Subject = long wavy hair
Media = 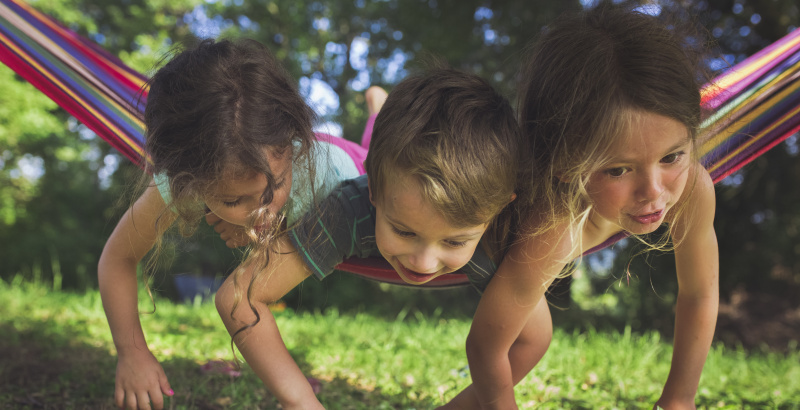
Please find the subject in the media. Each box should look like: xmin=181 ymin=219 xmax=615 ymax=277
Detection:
xmin=139 ymin=38 xmax=316 ymax=315
xmin=516 ymin=3 xmax=711 ymax=265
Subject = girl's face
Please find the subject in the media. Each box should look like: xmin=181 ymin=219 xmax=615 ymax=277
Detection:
xmin=371 ymin=173 xmax=490 ymax=286
xmin=204 ymin=148 xmax=293 ymax=227
xmin=586 ymin=111 xmax=692 ymax=236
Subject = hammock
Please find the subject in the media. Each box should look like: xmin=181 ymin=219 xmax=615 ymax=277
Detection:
xmin=3 ymin=0 xmax=800 ymax=288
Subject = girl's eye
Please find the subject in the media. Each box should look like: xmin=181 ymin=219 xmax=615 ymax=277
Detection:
xmin=445 ymin=240 xmax=468 ymax=248
xmin=391 ymin=225 xmax=415 ymax=238
xmin=222 ymin=199 xmax=241 ymax=208
xmin=661 ymin=151 xmax=684 ymax=164
xmin=605 ymin=167 xmax=628 ymax=177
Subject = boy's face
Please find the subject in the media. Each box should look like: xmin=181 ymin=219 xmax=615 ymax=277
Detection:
xmin=370 ymin=173 xmax=489 ymax=286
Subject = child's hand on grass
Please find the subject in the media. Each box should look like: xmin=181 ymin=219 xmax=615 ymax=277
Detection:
xmin=115 ymin=348 xmax=173 ymax=410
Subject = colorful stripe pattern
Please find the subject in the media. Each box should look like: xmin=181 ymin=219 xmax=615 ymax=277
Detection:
xmin=0 ymin=0 xmax=148 ymax=167
xmin=1 ymin=0 xmax=799 ymax=287
xmin=700 ymin=28 xmax=800 ymax=183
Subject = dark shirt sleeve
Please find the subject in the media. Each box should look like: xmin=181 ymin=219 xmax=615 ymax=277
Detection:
xmin=288 ymin=175 xmax=377 ymax=280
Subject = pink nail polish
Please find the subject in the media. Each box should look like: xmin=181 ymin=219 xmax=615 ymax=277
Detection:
xmin=168 ymin=389 xmax=174 ymax=396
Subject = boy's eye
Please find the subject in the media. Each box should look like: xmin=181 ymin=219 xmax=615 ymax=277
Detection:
xmin=661 ymin=151 xmax=684 ymax=164
xmin=445 ymin=240 xmax=468 ymax=248
xmin=605 ymin=167 xmax=628 ymax=177
xmin=391 ymin=225 xmax=415 ymax=238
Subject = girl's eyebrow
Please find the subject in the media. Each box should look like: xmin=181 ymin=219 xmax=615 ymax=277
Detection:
xmin=608 ymin=135 xmax=692 ymax=164
xmin=665 ymin=136 xmax=692 ymax=154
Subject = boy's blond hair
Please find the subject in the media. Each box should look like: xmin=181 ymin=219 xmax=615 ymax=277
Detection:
xmin=364 ymin=67 xmax=520 ymax=232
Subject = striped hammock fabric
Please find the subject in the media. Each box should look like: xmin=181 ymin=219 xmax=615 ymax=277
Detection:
xmin=0 ymin=0 xmax=148 ymax=167
xmin=2 ymin=0 xmax=799 ymax=288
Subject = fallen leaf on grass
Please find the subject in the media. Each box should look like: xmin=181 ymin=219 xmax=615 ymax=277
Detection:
xmin=200 ymin=360 xmax=242 ymax=377
xmin=308 ymin=376 xmax=322 ymax=394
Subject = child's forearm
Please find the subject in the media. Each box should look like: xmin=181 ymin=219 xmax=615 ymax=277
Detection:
xmin=98 ymin=255 xmax=149 ymax=354
xmin=465 ymin=336 xmax=519 ymax=409
xmin=215 ymin=276 xmax=322 ymax=409
xmin=658 ymin=293 xmax=719 ymax=406
xmin=462 ymin=298 xmax=551 ymax=409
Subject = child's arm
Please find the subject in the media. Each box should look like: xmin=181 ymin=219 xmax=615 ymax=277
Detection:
xmin=461 ymin=225 xmax=572 ymax=409
xmin=98 ymin=184 xmax=176 ymax=410
xmin=440 ymin=297 xmax=552 ymax=409
xmin=214 ymin=240 xmax=324 ymax=410
xmin=656 ymin=168 xmax=719 ymax=409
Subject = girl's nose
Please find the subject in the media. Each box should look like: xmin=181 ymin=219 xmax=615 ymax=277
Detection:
xmin=637 ymin=172 xmax=664 ymax=202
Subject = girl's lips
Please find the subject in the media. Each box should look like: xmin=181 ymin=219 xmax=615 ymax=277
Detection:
xmin=630 ymin=209 xmax=663 ymax=225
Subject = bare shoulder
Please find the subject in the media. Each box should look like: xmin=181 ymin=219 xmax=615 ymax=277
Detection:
xmin=672 ymin=162 xmax=716 ymax=243
xmin=499 ymin=217 xmax=576 ymax=286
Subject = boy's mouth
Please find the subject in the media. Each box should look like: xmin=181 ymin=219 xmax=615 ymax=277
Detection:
xmin=395 ymin=260 xmax=438 ymax=284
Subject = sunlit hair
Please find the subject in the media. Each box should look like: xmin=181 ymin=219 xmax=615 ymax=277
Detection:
xmin=137 ymin=38 xmax=316 ymax=326
xmin=517 ymin=3 xmax=709 ymax=261
xmin=364 ymin=66 xmax=520 ymax=247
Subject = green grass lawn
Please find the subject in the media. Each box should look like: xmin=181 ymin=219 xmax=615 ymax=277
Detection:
xmin=2 ymin=277 xmax=799 ymax=409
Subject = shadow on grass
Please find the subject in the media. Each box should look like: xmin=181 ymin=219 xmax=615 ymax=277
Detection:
xmin=0 ymin=322 xmax=439 ymax=409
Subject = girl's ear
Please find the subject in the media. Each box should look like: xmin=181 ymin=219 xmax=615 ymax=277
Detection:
xmin=509 ymin=192 xmax=517 ymax=203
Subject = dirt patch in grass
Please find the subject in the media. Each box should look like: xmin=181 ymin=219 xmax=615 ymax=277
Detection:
xmin=716 ymin=284 xmax=800 ymax=352
xmin=0 ymin=329 xmax=117 ymax=409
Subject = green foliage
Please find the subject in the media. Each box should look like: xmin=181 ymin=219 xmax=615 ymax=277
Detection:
xmin=2 ymin=0 xmax=800 ymax=321
xmin=2 ymin=279 xmax=799 ymax=408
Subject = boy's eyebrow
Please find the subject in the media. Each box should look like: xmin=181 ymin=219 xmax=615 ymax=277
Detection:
xmin=385 ymin=214 xmax=412 ymax=230
xmin=447 ymin=230 xmax=485 ymax=240
xmin=385 ymin=214 xmax=485 ymax=239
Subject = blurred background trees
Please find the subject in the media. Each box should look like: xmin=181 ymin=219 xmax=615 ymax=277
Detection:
xmin=1 ymin=0 xmax=799 ymax=336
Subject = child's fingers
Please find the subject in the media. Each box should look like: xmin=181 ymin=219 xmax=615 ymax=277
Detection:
xmin=124 ymin=391 xmax=139 ymax=410
xmin=114 ymin=384 xmax=125 ymax=409
xmin=148 ymin=386 xmax=165 ymax=410
xmin=159 ymin=374 xmax=174 ymax=398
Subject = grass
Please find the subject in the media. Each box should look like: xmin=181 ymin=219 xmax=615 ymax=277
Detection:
xmin=1 ymin=277 xmax=799 ymax=409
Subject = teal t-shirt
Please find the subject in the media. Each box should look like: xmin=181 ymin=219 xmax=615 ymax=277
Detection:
xmin=153 ymin=137 xmax=361 ymax=224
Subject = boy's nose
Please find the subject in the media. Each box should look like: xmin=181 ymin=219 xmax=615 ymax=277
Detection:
xmin=407 ymin=247 xmax=440 ymax=274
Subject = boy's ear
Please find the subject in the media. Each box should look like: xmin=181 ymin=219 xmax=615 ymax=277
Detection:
xmin=367 ymin=177 xmax=376 ymax=206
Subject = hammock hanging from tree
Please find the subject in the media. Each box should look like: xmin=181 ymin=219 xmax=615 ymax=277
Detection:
xmin=2 ymin=0 xmax=800 ymax=288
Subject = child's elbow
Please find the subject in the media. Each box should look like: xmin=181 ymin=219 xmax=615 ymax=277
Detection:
xmin=465 ymin=328 xmax=490 ymax=361
xmin=214 ymin=279 xmax=235 ymax=320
